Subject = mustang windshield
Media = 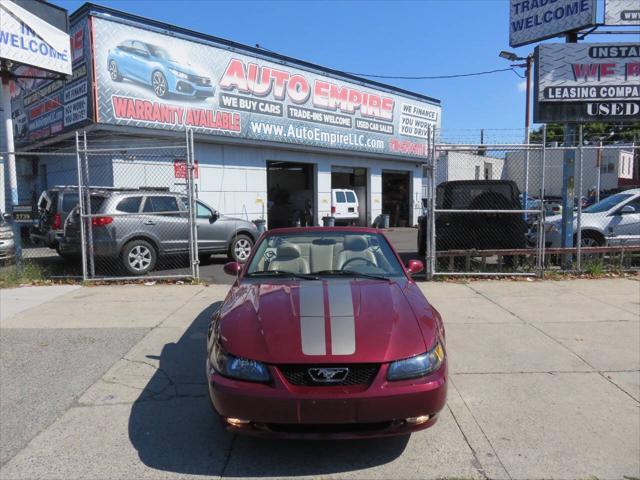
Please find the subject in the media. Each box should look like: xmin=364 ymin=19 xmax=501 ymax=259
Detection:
xmin=246 ymin=232 xmax=404 ymax=278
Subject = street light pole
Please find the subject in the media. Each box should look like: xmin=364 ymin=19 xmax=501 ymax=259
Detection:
xmin=499 ymin=50 xmax=534 ymax=220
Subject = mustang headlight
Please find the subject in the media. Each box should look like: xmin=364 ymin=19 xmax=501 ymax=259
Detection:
xmin=210 ymin=341 xmax=270 ymax=383
xmin=387 ymin=340 xmax=444 ymax=381
xmin=169 ymin=68 xmax=189 ymax=80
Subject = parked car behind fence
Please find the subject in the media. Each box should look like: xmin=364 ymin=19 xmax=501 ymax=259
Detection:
xmin=30 ymin=187 xmax=84 ymax=255
xmin=60 ymin=189 xmax=258 ymax=275
xmin=0 ymin=212 xmax=16 ymax=265
xmin=418 ymin=180 xmax=528 ymax=256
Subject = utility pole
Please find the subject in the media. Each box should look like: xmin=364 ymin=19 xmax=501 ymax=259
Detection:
xmin=0 ymin=66 xmax=22 ymax=264
xmin=560 ymin=31 xmax=578 ymax=270
xmin=523 ymin=53 xmax=533 ymax=221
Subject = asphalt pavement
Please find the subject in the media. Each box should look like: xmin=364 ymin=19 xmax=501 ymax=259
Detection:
xmin=0 ymin=277 xmax=638 ymax=479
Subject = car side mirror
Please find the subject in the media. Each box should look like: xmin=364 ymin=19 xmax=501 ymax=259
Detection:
xmin=223 ymin=261 xmax=242 ymax=276
xmin=407 ymin=259 xmax=424 ymax=275
xmin=620 ymin=205 xmax=636 ymax=214
xmin=210 ymin=211 xmax=220 ymax=224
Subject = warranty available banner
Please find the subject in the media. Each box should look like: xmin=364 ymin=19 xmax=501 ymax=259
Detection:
xmin=92 ymin=17 xmax=441 ymax=158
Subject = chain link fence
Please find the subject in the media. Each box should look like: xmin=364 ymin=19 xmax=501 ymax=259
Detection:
xmin=1 ymin=131 xmax=200 ymax=281
xmin=73 ymin=131 xmax=199 ymax=280
xmin=2 ymin=125 xmax=638 ymax=282
xmin=423 ymin=129 xmax=640 ymax=278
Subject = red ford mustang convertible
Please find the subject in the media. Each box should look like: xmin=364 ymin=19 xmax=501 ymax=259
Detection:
xmin=206 ymin=227 xmax=447 ymax=439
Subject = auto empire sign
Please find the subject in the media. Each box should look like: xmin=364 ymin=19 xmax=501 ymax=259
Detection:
xmin=92 ymin=16 xmax=440 ymax=159
xmin=534 ymin=43 xmax=640 ymax=123
xmin=509 ymin=0 xmax=597 ymax=48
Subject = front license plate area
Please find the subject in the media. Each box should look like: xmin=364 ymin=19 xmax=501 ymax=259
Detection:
xmin=300 ymin=398 xmax=356 ymax=423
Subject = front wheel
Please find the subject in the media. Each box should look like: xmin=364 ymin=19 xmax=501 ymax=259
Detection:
xmin=228 ymin=234 xmax=253 ymax=263
xmin=108 ymin=60 xmax=122 ymax=81
xmin=152 ymin=71 xmax=169 ymax=98
xmin=579 ymin=232 xmax=604 ymax=247
xmin=122 ymin=240 xmax=157 ymax=275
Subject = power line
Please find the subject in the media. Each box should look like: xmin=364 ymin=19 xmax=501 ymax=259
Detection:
xmin=342 ymin=67 xmax=523 ymax=80
xmin=253 ymin=44 xmax=527 ymax=81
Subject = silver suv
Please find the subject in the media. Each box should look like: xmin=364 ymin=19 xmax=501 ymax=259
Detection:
xmin=60 ymin=190 xmax=258 ymax=275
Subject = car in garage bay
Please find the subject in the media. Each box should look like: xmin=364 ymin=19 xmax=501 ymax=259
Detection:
xmin=207 ymin=227 xmax=447 ymax=438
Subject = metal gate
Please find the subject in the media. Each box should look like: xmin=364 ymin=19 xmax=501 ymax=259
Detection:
xmin=75 ymin=130 xmax=199 ymax=281
xmin=424 ymin=141 xmax=546 ymax=279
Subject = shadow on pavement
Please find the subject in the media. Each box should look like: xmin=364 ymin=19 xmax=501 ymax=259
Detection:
xmin=128 ymin=303 xmax=409 ymax=477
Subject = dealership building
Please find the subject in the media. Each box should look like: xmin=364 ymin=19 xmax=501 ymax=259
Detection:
xmin=5 ymin=3 xmax=441 ymax=228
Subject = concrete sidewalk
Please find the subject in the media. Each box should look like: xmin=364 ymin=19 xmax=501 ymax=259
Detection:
xmin=0 ymin=278 xmax=638 ymax=479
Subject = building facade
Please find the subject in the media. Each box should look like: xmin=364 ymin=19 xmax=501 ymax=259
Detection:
xmin=5 ymin=3 xmax=441 ymax=228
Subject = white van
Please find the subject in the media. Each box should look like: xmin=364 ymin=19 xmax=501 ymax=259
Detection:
xmin=331 ymin=189 xmax=359 ymax=222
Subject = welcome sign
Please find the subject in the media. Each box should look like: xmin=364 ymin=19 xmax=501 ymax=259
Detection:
xmin=509 ymin=0 xmax=597 ymax=48
xmin=0 ymin=0 xmax=71 ymax=75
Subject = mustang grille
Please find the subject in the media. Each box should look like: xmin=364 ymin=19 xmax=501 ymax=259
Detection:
xmin=278 ymin=364 xmax=379 ymax=386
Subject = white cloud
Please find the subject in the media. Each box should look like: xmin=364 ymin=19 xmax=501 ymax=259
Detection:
xmin=517 ymin=80 xmax=527 ymax=92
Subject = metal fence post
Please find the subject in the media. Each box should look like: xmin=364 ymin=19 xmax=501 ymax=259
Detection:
xmin=538 ymin=125 xmax=547 ymax=278
xmin=424 ymin=125 xmax=432 ymax=280
xmin=75 ymin=132 xmax=88 ymax=281
xmin=82 ymin=131 xmax=95 ymax=278
xmin=186 ymin=129 xmax=199 ymax=280
xmin=428 ymin=127 xmax=437 ymax=280
xmin=576 ymin=125 xmax=583 ymax=272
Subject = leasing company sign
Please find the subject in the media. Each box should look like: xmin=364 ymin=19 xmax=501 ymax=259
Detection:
xmin=509 ymin=0 xmax=596 ymax=48
xmin=92 ymin=17 xmax=440 ymax=159
xmin=0 ymin=0 xmax=71 ymax=75
xmin=534 ymin=43 xmax=640 ymax=122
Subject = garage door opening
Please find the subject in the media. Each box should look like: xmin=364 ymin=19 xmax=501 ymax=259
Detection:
xmin=331 ymin=167 xmax=367 ymax=226
xmin=267 ymin=161 xmax=315 ymax=228
xmin=382 ymin=171 xmax=411 ymax=227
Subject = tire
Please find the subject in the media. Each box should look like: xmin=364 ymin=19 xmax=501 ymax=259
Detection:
xmin=579 ymin=231 xmax=604 ymax=247
xmin=152 ymin=71 xmax=169 ymax=98
xmin=108 ymin=60 xmax=122 ymax=81
xmin=121 ymin=240 xmax=157 ymax=275
xmin=228 ymin=234 xmax=253 ymax=263
xmin=198 ymin=253 xmax=213 ymax=265
xmin=55 ymin=244 xmax=78 ymax=261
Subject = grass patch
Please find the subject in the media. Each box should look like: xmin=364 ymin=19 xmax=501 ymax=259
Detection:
xmin=0 ymin=261 xmax=47 ymax=288
xmin=584 ymin=261 xmax=605 ymax=276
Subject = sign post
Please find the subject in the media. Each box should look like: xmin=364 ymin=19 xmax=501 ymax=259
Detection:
xmin=0 ymin=71 xmax=21 ymax=263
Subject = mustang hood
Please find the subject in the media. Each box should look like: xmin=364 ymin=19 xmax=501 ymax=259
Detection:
xmin=218 ymin=279 xmax=432 ymax=364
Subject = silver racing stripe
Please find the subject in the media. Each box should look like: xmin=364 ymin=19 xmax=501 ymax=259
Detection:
xmin=298 ymin=281 xmax=326 ymax=355
xmin=327 ymin=282 xmax=356 ymax=355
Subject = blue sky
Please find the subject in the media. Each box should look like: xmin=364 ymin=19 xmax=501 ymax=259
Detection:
xmin=53 ymin=0 xmax=637 ymax=142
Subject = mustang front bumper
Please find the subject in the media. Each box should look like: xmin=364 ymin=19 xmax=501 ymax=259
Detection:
xmin=208 ymin=360 xmax=447 ymax=439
